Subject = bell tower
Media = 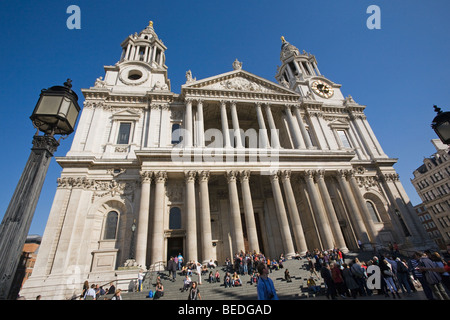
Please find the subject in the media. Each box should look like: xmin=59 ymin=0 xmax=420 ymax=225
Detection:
xmin=98 ymin=21 xmax=171 ymax=92
xmin=275 ymin=36 xmax=343 ymax=102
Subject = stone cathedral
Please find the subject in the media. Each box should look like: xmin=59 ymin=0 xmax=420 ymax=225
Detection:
xmin=21 ymin=22 xmax=430 ymax=299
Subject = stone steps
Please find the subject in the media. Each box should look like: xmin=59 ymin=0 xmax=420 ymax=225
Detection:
xmin=122 ymin=258 xmax=326 ymax=300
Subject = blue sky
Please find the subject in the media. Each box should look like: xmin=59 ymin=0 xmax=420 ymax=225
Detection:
xmin=0 ymin=0 xmax=449 ymax=236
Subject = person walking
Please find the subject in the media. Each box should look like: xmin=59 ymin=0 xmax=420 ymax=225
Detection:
xmin=168 ymin=257 xmax=177 ymax=281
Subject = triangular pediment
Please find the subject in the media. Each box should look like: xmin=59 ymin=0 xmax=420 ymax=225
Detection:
xmin=111 ymin=109 xmax=141 ymax=120
xmin=182 ymin=69 xmax=299 ymax=97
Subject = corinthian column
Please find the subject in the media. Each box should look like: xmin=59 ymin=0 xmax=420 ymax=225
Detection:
xmin=304 ymin=170 xmax=334 ymax=250
xmin=347 ymin=170 xmax=378 ymax=243
xmin=315 ymin=170 xmax=348 ymax=252
xmin=285 ymin=105 xmax=304 ymax=149
xmin=255 ymin=103 xmax=270 ymax=148
xmin=199 ymin=171 xmax=213 ymax=263
xmin=270 ymin=171 xmax=295 ymax=258
xmin=185 ymin=170 xmax=198 ymax=262
xmin=239 ymin=170 xmax=260 ymax=253
xmin=335 ymin=170 xmax=370 ymax=245
xmin=185 ymin=98 xmax=193 ymax=147
xmin=196 ymin=99 xmax=205 ymax=147
xmin=265 ymin=104 xmax=280 ymax=148
xmin=151 ymin=171 xmax=167 ymax=270
xmin=280 ymin=170 xmax=308 ymax=254
xmin=135 ymin=171 xmax=152 ymax=268
xmin=230 ymin=100 xmax=243 ymax=148
xmin=226 ymin=170 xmax=245 ymax=253
xmin=220 ymin=101 xmax=231 ymax=148
xmin=293 ymin=105 xmax=312 ymax=149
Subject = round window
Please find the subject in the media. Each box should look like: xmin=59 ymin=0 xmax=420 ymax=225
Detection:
xmin=128 ymin=70 xmax=143 ymax=81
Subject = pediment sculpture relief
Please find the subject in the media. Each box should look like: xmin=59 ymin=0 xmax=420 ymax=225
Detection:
xmin=203 ymin=76 xmax=278 ymax=93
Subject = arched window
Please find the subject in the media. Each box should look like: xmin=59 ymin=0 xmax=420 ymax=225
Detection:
xmin=366 ymin=201 xmax=381 ymax=223
xmin=104 ymin=211 xmax=119 ymax=239
xmin=169 ymin=207 xmax=181 ymax=229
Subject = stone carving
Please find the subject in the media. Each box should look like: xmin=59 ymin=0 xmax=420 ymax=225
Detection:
xmin=232 ymin=59 xmax=243 ymax=70
xmin=204 ymin=76 xmax=277 ymax=93
xmin=185 ymin=70 xmax=196 ymax=83
xmin=94 ymin=76 xmax=106 ymax=88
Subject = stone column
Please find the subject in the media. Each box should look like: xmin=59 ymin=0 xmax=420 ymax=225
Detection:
xmin=184 ymin=98 xmax=193 ymax=147
xmin=280 ymin=170 xmax=308 ymax=254
xmin=335 ymin=170 xmax=370 ymax=245
xmin=135 ymin=171 xmax=152 ymax=268
xmin=255 ymin=103 xmax=270 ymax=148
xmin=285 ymin=105 xmax=304 ymax=149
xmin=226 ymin=170 xmax=245 ymax=253
xmin=265 ymin=104 xmax=280 ymax=148
xmin=315 ymin=170 xmax=348 ymax=252
xmin=196 ymin=99 xmax=205 ymax=147
xmin=293 ymin=105 xmax=312 ymax=149
xmin=220 ymin=101 xmax=231 ymax=148
xmin=151 ymin=171 xmax=167 ymax=270
xmin=347 ymin=170 xmax=378 ymax=243
xmin=198 ymin=171 xmax=213 ymax=263
xmin=269 ymin=171 xmax=295 ymax=258
xmin=239 ymin=170 xmax=260 ymax=253
xmin=304 ymin=170 xmax=335 ymax=250
xmin=185 ymin=170 xmax=198 ymax=262
xmin=230 ymin=100 xmax=243 ymax=148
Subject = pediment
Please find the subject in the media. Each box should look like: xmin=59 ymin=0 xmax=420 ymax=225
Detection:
xmin=182 ymin=69 xmax=299 ymax=97
xmin=111 ymin=109 xmax=141 ymax=120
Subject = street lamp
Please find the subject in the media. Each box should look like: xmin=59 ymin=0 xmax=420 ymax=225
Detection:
xmin=0 ymin=79 xmax=80 ymax=300
xmin=431 ymin=105 xmax=450 ymax=145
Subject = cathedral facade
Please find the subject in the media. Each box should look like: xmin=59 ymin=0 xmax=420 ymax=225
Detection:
xmin=21 ymin=22 xmax=429 ymax=299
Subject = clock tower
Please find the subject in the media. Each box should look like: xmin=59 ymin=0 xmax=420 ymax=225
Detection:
xmin=275 ymin=37 xmax=344 ymax=102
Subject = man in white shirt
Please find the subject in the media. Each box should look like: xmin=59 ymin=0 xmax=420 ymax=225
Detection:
xmin=84 ymin=284 xmax=96 ymax=300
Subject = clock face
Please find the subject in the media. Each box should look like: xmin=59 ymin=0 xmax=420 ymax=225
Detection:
xmin=311 ymin=80 xmax=334 ymax=98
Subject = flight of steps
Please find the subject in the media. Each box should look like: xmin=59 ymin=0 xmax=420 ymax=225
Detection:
xmin=122 ymin=258 xmax=326 ymax=300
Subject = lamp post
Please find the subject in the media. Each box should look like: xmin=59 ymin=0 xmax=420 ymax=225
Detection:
xmin=0 ymin=79 xmax=80 ymax=300
xmin=431 ymin=105 xmax=450 ymax=145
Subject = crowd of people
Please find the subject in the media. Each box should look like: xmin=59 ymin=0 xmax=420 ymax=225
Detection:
xmin=305 ymin=246 xmax=450 ymax=300
xmin=77 ymin=244 xmax=450 ymax=301
xmin=79 ymin=281 xmax=122 ymax=300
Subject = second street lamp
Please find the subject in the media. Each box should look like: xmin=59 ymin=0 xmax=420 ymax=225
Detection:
xmin=0 ymin=79 xmax=80 ymax=300
xmin=431 ymin=105 xmax=450 ymax=145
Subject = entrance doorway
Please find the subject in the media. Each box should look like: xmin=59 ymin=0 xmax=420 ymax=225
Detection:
xmin=167 ymin=237 xmax=183 ymax=262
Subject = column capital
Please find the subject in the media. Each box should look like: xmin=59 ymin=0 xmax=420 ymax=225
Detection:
xmin=225 ymin=170 xmax=238 ymax=183
xmin=198 ymin=170 xmax=210 ymax=182
xmin=154 ymin=171 xmax=167 ymax=183
xmin=185 ymin=97 xmax=194 ymax=104
xmin=269 ymin=170 xmax=280 ymax=182
xmin=280 ymin=169 xmax=292 ymax=181
xmin=184 ymin=170 xmax=197 ymax=183
xmin=336 ymin=169 xmax=349 ymax=180
xmin=239 ymin=170 xmax=251 ymax=182
xmin=304 ymin=170 xmax=315 ymax=180
xmin=196 ymin=98 xmax=204 ymax=104
xmin=315 ymin=169 xmax=326 ymax=180
xmin=140 ymin=170 xmax=153 ymax=183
